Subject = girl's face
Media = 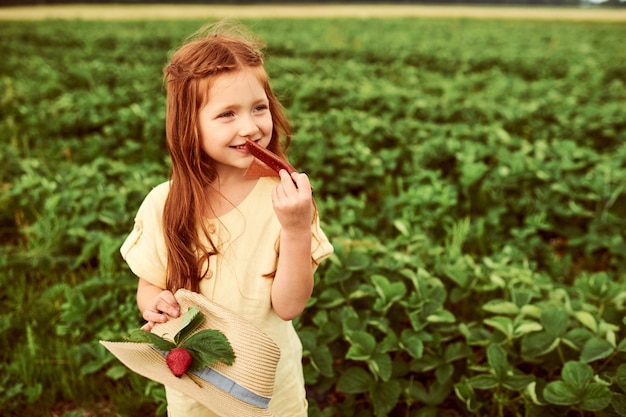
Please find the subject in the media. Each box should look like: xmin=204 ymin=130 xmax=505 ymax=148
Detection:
xmin=197 ymin=67 xmax=273 ymax=179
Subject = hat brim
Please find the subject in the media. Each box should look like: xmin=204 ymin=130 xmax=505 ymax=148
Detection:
xmin=100 ymin=289 xmax=279 ymax=417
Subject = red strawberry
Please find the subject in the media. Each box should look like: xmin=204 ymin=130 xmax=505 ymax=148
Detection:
xmin=166 ymin=347 xmax=193 ymax=377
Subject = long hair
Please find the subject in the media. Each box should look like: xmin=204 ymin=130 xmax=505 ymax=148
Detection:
xmin=162 ymin=22 xmax=292 ymax=293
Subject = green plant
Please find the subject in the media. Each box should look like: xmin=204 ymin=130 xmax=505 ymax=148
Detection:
xmin=1 ymin=17 xmax=624 ymax=417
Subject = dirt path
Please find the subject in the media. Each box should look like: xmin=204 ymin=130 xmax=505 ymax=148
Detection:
xmin=1 ymin=4 xmax=625 ymax=21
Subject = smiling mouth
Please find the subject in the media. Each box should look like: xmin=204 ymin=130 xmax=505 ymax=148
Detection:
xmin=231 ymin=139 xmax=261 ymax=150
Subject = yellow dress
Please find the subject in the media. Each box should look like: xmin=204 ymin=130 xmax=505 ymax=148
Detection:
xmin=120 ymin=177 xmax=334 ymax=417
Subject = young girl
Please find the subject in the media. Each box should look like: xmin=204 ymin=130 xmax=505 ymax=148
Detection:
xmin=120 ymin=21 xmax=333 ymax=416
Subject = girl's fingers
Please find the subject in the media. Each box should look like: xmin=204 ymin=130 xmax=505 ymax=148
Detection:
xmin=278 ymin=169 xmax=296 ymax=193
xmin=142 ymin=309 xmax=166 ymax=325
xmin=278 ymin=170 xmax=311 ymax=196
xmin=141 ymin=321 xmax=155 ymax=332
xmin=141 ymin=291 xmax=181 ymax=330
xmin=291 ymin=171 xmax=311 ymax=193
xmin=154 ymin=291 xmax=180 ymax=318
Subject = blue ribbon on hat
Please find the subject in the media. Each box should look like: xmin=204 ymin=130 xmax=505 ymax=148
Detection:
xmin=192 ymin=366 xmax=271 ymax=408
xmin=154 ymin=347 xmax=270 ymax=409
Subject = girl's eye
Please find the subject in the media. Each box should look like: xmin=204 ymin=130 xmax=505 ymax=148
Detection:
xmin=255 ymin=104 xmax=269 ymax=112
xmin=218 ymin=111 xmax=235 ymax=118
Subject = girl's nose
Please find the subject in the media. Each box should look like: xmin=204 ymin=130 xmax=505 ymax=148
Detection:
xmin=238 ymin=115 xmax=260 ymax=137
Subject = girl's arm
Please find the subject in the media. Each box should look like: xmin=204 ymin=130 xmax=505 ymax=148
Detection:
xmin=136 ymin=278 xmax=180 ymax=331
xmin=270 ymin=170 xmax=315 ymax=321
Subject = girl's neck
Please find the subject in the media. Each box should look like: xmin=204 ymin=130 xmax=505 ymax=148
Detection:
xmin=205 ymin=176 xmax=259 ymax=219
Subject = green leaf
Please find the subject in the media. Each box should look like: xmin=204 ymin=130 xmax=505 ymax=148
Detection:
xmin=482 ymin=300 xmax=519 ymax=315
xmin=426 ymin=309 xmax=456 ymax=323
xmin=484 ymin=316 xmax=513 ymax=337
xmin=574 ymin=311 xmax=598 ymax=334
xmin=410 ymin=354 xmax=442 ymax=373
xmin=346 ymin=331 xmax=376 ymax=361
xmin=580 ymin=337 xmax=614 ymax=363
xmin=544 ymin=362 xmax=600 ymax=408
xmin=311 ymin=310 xmax=328 ymax=327
xmin=580 ymin=382 xmax=612 ymax=411
xmin=323 ymin=263 xmax=352 ymax=285
xmin=367 ymin=351 xmax=392 ymax=381
xmin=378 ymin=331 xmax=399 ymax=353
xmin=611 ymin=393 xmax=626 ymax=415
xmin=541 ymin=307 xmax=569 ymax=338
xmin=487 ymin=344 xmax=510 ymax=379
xmin=617 ymin=364 xmax=626 ymax=393
xmin=343 ymin=316 xmax=365 ymax=334
xmin=336 ymin=367 xmax=372 ymax=394
xmin=409 ymin=380 xmax=452 ymax=406
xmin=511 ymin=289 xmax=534 ymax=308
xmin=368 ymin=317 xmax=391 ymax=334
xmin=454 ymin=379 xmax=474 ymax=403
xmin=435 ymin=363 xmax=454 ymax=385
xmin=414 ymin=406 xmax=439 ymax=417
xmin=298 ymin=327 xmax=317 ymax=352
xmin=469 ymin=374 xmax=499 ymax=390
xmin=393 ymin=220 xmax=410 ymax=237
xmin=370 ymin=379 xmax=401 ymax=417
xmin=175 ymin=305 xmax=204 ymax=346
xmin=345 ymin=249 xmax=371 ymax=271
xmin=105 ymin=364 xmax=128 ymax=380
xmin=444 ymin=342 xmax=472 ymax=363
xmin=454 ymin=379 xmax=482 ymax=412
xmin=401 ymin=329 xmax=424 ymax=359
xmin=371 ymin=274 xmax=406 ymax=301
xmin=126 ymin=329 xmax=176 ymax=351
xmin=318 ymin=321 xmax=342 ymax=344
xmin=521 ymin=331 xmax=559 ymax=358
xmin=562 ymin=327 xmax=594 ymax=350
xmin=502 ymin=374 xmax=535 ymax=391
xmin=311 ymin=345 xmax=334 ymax=378
xmin=526 ymin=381 xmax=544 ymax=406
xmin=543 ymin=381 xmax=579 ymax=406
xmin=561 ymin=361 xmax=593 ymax=394
xmin=318 ymin=288 xmax=346 ymax=308
xmin=349 ymin=284 xmax=377 ymax=300
xmin=80 ymin=359 xmax=103 ymax=376
xmin=513 ymin=320 xmax=543 ymax=338
xmin=183 ymin=329 xmax=235 ymax=370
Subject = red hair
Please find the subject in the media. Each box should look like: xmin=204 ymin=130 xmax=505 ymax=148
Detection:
xmin=162 ymin=22 xmax=292 ymax=293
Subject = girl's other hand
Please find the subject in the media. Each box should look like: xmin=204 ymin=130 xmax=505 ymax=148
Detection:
xmin=140 ymin=289 xmax=180 ymax=332
xmin=272 ymin=170 xmax=313 ymax=232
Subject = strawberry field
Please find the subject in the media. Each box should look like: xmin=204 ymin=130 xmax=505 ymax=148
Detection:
xmin=1 ymin=15 xmax=625 ymax=417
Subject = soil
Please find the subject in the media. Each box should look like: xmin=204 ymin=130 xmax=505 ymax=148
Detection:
xmin=0 ymin=4 xmax=625 ymax=21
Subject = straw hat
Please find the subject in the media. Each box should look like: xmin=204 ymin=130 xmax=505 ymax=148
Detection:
xmin=100 ymin=289 xmax=281 ymax=417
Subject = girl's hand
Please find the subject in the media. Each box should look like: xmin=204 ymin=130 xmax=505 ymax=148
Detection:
xmin=140 ymin=289 xmax=180 ymax=332
xmin=271 ymin=170 xmax=315 ymax=320
xmin=272 ymin=170 xmax=313 ymax=232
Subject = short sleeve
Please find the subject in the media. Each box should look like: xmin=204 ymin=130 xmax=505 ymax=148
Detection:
xmin=120 ymin=182 xmax=170 ymax=289
xmin=311 ymin=216 xmax=333 ymax=266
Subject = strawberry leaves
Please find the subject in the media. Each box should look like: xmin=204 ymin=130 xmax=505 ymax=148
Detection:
xmin=127 ymin=328 xmax=176 ymax=351
xmin=175 ymin=305 xmax=204 ymax=345
xmin=185 ymin=329 xmax=236 ymax=371
xmin=125 ymin=304 xmax=236 ymax=376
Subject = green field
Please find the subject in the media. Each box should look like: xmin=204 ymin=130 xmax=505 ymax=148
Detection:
xmin=1 ymin=15 xmax=625 ymax=417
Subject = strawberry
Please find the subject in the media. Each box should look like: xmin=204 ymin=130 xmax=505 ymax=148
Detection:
xmin=166 ymin=347 xmax=193 ymax=377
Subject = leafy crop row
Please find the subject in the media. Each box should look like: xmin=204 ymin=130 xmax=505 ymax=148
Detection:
xmin=1 ymin=17 xmax=625 ymax=417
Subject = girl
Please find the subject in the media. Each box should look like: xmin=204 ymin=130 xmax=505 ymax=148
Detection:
xmin=120 ymin=21 xmax=333 ymax=417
